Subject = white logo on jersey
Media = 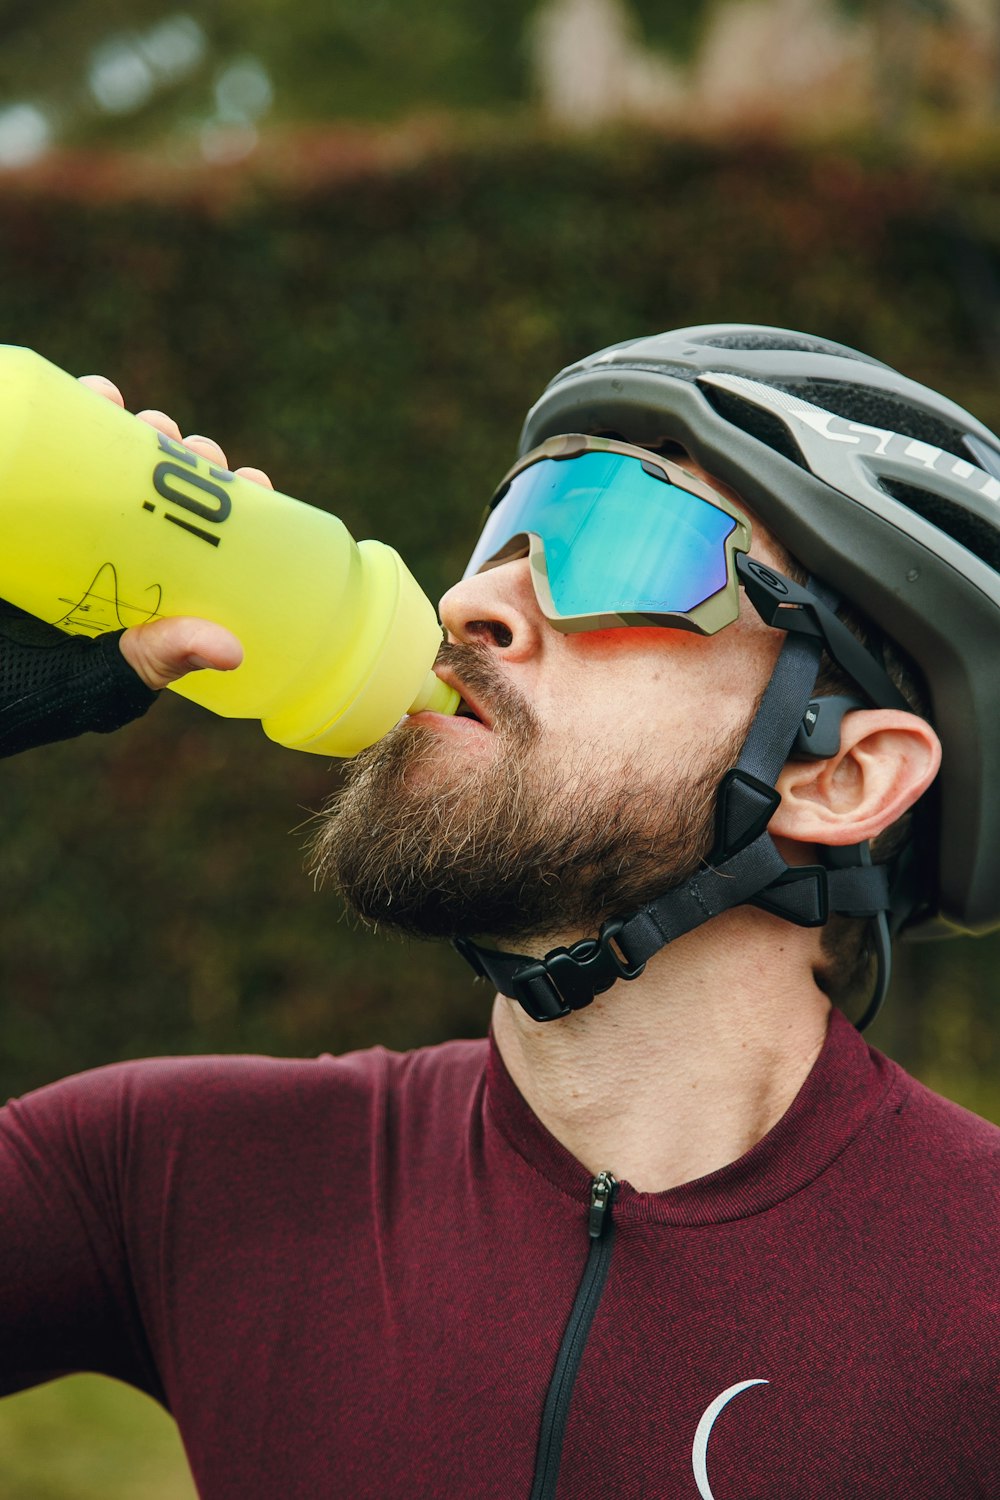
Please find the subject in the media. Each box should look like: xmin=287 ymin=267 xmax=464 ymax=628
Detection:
xmin=692 ymin=1379 xmax=769 ymax=1500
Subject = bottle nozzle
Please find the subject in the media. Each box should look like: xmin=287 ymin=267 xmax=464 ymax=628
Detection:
xmin=408 ymin=670 xmax=460 ymax=718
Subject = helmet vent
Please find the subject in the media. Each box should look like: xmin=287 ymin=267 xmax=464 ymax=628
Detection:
xmin=879 ymin=479 xmax=1000 ymax=573
xmin=775 ymin=378 xmax=970 ymax=458
xmin=696 ymin=331 xmax=886 ymax=365
xmin=701 ymin=384 xmax=806 ymax=468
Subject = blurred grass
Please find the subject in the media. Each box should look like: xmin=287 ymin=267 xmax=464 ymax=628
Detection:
xmin=0 ymin=1377 xmax=195 ymax=1499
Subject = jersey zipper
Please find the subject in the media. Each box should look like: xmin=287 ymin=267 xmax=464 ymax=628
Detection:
xmin=528 ymin=1170 xmax=618 ymax=1500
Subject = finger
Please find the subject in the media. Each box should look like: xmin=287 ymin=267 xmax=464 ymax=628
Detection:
xmin=234 ymin=465 xmax=274 ymax=489
xmin=79 ymin=374 xmax=125 ymax=407
xmin=120 ymin=616 xmax=244 ymax=691
xmin=135 ymin=408 xmax=183 ymax=441
xmin=182 ymin=433 xmax=230 ymax=470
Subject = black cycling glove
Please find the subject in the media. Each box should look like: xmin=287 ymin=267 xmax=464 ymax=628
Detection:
xmin=0 ymin=600 xmax=157 ymax=759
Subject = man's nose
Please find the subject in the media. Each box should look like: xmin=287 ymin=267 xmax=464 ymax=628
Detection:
xmin=438 ymin=557 xmax=545 ymax=659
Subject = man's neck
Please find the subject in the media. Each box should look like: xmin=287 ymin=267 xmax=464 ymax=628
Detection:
xmin=490 ymin=908 xmax=831 ymax=1193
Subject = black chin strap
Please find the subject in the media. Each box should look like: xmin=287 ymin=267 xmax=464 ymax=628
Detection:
xmin=454 ymin=563 xmax=906 ymax=1032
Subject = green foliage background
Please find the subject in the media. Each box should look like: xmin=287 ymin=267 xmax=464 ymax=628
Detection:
xmin=0 ymin=0 xmax=541 ymax=139
xmin=0 ymin=0 xmax=714 ymax=149
xmin=0 ymin=124 xmax=999 ymax=1497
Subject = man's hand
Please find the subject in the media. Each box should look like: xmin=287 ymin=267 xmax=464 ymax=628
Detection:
xmin=79 ymin=374 xmax=272 ymax=691
xmin=118 ymin=616 xmax=245 ymax=692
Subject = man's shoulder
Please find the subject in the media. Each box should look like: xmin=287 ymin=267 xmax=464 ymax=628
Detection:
xmin=869 ymin=1059 xmax=999 ymax=1230
xmin=889 ymin=1064 xmax=1000 ymax=1163
xmin=3 ymin=1037 xmax=490 ymax=1156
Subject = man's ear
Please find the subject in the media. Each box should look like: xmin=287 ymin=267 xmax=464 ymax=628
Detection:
xmin=771 ymin=710 xmax=941 ymax=848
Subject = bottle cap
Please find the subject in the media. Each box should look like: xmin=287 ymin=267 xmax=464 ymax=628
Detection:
xmin=408 ymin=670 xmax=460 ymax=717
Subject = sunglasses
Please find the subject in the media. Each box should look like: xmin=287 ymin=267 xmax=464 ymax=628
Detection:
xmin=464 ymin=435 xmax=753 ymax=635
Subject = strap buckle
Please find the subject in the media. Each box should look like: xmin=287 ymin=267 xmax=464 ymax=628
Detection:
xmin=508 ymin=919 xmax=646 ymax=1023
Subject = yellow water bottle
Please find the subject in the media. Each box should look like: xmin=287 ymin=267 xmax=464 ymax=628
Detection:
xmin=0 ymin=346 xmax=459 ymax=754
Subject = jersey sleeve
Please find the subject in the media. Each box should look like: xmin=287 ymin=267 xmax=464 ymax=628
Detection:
xmin=0 ymin=1048 xmax=381 ymax=1412
xmin=0 ymin=1063 xmax=168 ymax=1403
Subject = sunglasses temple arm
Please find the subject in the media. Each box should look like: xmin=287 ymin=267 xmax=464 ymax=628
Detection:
xmin=735 ymin=553 xmax=909 ymax=714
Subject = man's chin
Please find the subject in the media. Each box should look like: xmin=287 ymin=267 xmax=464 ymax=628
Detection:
xmin=310 ymin=691 xmax=744 ymax=955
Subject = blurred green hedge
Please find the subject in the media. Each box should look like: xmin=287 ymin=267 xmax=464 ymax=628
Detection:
xmin=0 ymin=129 xmax=997 ymax=1111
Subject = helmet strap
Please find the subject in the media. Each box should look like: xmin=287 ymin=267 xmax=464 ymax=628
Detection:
xmin=453 ymin=573 xmax=901 ymax=1029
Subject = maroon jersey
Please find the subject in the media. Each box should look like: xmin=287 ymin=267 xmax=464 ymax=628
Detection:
xmin=1 ymin=1008 xmax=997 ymax=1497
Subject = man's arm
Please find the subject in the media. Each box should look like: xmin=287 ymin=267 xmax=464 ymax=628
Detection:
xmin=0 ymin=1064 xmax=166 ymax=1401
xmin=0 ymin=377 xmax=277 ymax=1395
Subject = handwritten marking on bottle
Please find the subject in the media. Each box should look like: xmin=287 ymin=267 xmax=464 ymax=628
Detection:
xmin=55 ymin=563 xmax=163 ymax=633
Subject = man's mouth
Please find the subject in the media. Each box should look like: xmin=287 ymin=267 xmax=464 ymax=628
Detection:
xmin=452 ymin=693 xmax=491 ymax=729
xmin=430 ymin=668 xmax=494 ymax=731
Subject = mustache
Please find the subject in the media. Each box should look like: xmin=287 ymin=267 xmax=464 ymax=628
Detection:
xmin=432 ymin=640 xmax=541 ymax=741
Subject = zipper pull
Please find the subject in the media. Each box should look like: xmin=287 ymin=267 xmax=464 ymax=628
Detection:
xmin=588 ymin=1170 xmax=617 ymax=1239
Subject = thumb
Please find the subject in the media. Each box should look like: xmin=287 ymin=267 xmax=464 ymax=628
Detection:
xmin=119 ymin=617 xmax=244 ymax=691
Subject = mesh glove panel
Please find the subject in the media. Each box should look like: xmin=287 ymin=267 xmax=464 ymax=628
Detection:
xmin=0 ymin=601 xmax=157 ymax=759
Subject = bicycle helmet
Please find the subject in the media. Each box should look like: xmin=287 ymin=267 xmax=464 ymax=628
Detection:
xmin=454 ymin=325 xmax=1000 ymax=1026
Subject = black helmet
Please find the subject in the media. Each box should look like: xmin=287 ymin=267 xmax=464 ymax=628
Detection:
xmin=519 ymin=324 xmax=1000 ymax=939
xmin=454 ymin=324 xmax=1000 ymax=1028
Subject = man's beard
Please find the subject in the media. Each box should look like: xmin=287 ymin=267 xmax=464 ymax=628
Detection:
xmin=309 ymin=642 xmax=752 ymax=948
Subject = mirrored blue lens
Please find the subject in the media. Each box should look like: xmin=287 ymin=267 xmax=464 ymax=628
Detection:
xmin=465 ymin=452 xmax=736 ymax=615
